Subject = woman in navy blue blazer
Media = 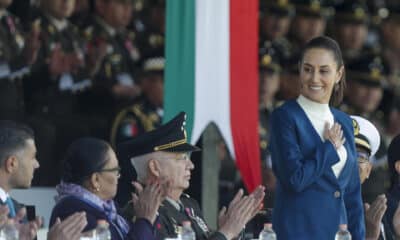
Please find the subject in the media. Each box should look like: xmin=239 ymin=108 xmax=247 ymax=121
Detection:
xmin=269 ymin=36 xmax=365 ymax=239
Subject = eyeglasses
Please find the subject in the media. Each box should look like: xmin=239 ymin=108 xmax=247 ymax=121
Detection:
xmin=357 ymin=152 xmax=370 ymax=164
xmin=98 ymin=166 xmax=121 ymax=177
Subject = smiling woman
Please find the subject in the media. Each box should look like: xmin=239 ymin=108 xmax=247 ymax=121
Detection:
xmin=269 ymin=36 xmax=365 ymax=240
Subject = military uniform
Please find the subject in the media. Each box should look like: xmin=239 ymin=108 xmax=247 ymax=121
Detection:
xmin=25 ymin=12 xmax=92 ymax=186
xmin=110 ymin=96 xmax=163 ymax=147
xmin=123 ymin=194 xmax=227 ymax=240
xmin=0 ymin=10 xmax=30 ymax=120
xmin=82 ymin=16 xmax=140 ymax=114
xmin=341 ymin=54 xmax=390 ymax=203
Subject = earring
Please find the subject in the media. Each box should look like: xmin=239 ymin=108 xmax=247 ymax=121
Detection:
xmin=95 ymin=186 xmax=100 ymax=192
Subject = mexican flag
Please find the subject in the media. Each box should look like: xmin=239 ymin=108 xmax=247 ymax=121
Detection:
xmin=164 ymin=0 xmax=261 ymax=192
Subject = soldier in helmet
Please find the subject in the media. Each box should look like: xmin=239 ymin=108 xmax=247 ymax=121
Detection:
xmin=331 ymin=1 xmax=372 ymax=63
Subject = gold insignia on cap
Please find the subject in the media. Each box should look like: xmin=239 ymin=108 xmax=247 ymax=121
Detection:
xmin=354 ymin=7 xmax=365 ymax=19
xmin=370 ymin=57 xmax=383 ymax=80
xmin=310 ymin=0 xmax=321 ymax=11
xmin=370 ymin=68 xmax=381 ymax=79
xmin=261 ymin=54 xmax=272 ymax=67
xmin=353 ymin=119 xmax=360 ymax=136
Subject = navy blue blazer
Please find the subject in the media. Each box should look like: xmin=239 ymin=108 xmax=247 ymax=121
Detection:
xmin=269 ymin=100 xmax=365 ymax=239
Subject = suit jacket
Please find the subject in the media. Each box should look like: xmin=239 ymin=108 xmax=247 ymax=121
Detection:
xmin=49 ymin=195 xmax=157 ymax=240
xmin=0 ymin=197 xmax=25 ymax=217
xmin=269 ymin=100 xmax=365 ymax=239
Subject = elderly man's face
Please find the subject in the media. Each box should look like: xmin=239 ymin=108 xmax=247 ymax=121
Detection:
xmin=158 ymin=152 xmax=194 ymax=191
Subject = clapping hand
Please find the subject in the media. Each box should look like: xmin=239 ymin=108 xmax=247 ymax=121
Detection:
xmin=47 ymin=212 xmax=87 ymax=240
xmin=365 ymin=195 xmax=387 ymax=240
xmin=131 ymin=180 xmax=170 ymax=224
xmin=218 ymin=186 xmax=265 ymax=240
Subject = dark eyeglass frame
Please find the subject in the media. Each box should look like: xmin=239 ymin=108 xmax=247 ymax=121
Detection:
xmin=357 ymin=151 xmax=370 ymax=164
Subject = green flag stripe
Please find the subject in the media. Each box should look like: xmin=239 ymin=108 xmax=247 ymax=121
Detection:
xmin=164 ymin=0 xmax=196 ymax=140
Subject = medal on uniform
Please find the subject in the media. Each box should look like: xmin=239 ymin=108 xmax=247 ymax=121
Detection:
xmin=185 ymin=207 xmax=209 ymax=233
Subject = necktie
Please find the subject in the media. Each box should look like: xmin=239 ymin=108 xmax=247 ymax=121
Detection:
xmin=5 ymin=197 xmax=16 ymax=218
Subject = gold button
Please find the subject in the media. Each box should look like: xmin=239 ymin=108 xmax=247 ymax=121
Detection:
xmin=334 ymin=191 xmax=341 ymax=198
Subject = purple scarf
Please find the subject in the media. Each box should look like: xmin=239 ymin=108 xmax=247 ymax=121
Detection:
xmin=55 ymin=182 xmax=130 ymax=236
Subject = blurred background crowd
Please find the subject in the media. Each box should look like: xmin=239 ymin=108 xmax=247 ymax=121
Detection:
xmin=1 ymin=0 xmax=400 ymax=214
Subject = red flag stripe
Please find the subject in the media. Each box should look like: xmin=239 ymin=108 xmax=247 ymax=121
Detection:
xmin=229 ymin=0 xmax=261 ymax=192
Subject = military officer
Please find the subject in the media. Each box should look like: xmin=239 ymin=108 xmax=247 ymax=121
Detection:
xmin=82 ymin=0 xmax=141 ymax=117
xmin=135 ymin=0 xmax=165 ymax=60
xmin=289 ymin=0 xmax=332 ymax=58
xmin=381 ymin=6 xmax=400 ymax=91
xmin=25 ymin=0 xmax=95 ymax=185
xmin=118 ymin=112 xmax=265 ymax=240
xmin=0 ymin=0 xmax=40 ymax=120
xmin=351 ymin=116 xmax=390 ymax=240
xmin=341 ymin=53 xmax=389 ymax=205
xmin=110 ymin=56 xmax=164 ymax=148
xmin=259 ymin=0 xmax=294 ymax=64
xmin=332 ymin=1 xmax=373 ymax=63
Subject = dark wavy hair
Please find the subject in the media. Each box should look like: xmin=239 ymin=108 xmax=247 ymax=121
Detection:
xmin=299 ymin=36 xmax=346 ymax=107
xmin=62 ymin=137 xmax=111 ymax=185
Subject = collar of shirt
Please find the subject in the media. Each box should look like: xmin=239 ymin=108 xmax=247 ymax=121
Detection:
xmin=0 ymin=187 xmax=10 ymax=203
xmin=165 ymin=197 xmax=183 ymax=211
xmin=46 ymin=14 xmax=68 ymax=32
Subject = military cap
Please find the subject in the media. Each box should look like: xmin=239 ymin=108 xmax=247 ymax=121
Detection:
xmin=293 ymin=0 xmax=333 ymax=18
xmin=347 ymin=54 xmax=387 ymax=87
xmin=117 ymin=112 xmax=200 ymax=159
xmin=335 ymin=1 xmax=370 ymax=24
xmin=351 ymin=115 xmax=380 ymax=158
xmin=260 ymin=0 xmax=295 ymax=17
xmin=259 ymin=46 xmax=282 ymax=73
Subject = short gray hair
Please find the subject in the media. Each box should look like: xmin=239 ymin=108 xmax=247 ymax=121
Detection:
xmin=131 ymin=151 xmax=166 ymax=182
